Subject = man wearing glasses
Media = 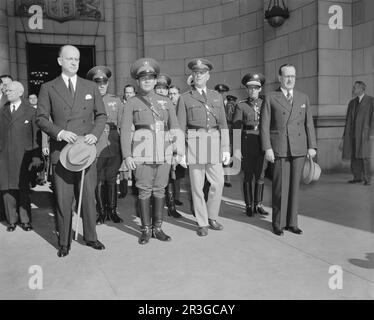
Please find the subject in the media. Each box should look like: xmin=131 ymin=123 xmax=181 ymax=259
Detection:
xmin=86 ymin=66 xmax=124 ymax=225
xmin=261 ymin=64 xmax=317 ymax=236
xmin=177 ymin=58 xmax=230 ymax=237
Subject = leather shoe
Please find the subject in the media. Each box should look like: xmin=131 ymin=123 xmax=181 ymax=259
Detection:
xmin=175 ymin=200 xmax=183 ymax=206
xmin=285 ymin=226 xmax=303 ymax=234
xmin=197 ymin=226 xmax=208 ymax=236
xmin=7 ymin=224 xmax=17 ymax=232
xmin=208 ymin=219 xmax=223 ymax=230
xmin=273 ymin=227 xmax=284 ymax=236
xmin=85 ymin=240 xmax=105 ymax=250
xmin=20 ymin=223 xmax=33 ymax=231
xmin=348 ymin=179 xmax=363 ymax=184
xmin=57 ymin=246 xmax=69 ymax=258
xmin=224 ymin=182 xmax=232 ymax=187
xmin=363 ymin=180 xmax=371 ymax=186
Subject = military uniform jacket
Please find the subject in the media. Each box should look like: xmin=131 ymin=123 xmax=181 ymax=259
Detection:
xmin=121 ymin=91 xmax=184 ymax=164
xmin=177 ymin=88 xmax=229 ymax=164
xmin=36 ymin=75 xmax=107 ymax=164
xmin=260 ymin=88 xmax=317 ymax=157
xmin=233 ymin=97 xmax=264 ymax=135
xmin=0 ymin=101 xmax=40 ymax=190
xmin=96 ymin=93 xmax=124 ymax=158
xmin=342 ymin=94 xmax=374 ymax=159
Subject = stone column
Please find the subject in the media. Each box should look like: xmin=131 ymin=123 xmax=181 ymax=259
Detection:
xmin=0 ymin=1 xmax=10 ymax=74
xmin=113 ymin=0 xmax=138 ymax=96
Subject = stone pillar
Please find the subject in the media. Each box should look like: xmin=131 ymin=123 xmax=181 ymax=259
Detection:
xmin=113 ymin=0 xmax=138 ymax=96
xmin=0 ymin=1 xmax=10 ymax=74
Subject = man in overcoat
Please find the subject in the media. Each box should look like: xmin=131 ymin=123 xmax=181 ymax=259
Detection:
xmin=36 ymin=45 xmax=107 ymax=257
xmin=0 ymin=81 xmax=41 ymax=231
xmin=341 ymin=81 xmax=374 ymax=185
xmin=261 ymin=64 xmax=317 ymax=236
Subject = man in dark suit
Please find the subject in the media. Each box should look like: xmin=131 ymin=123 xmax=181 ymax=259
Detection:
xmin=0 ymin=81 xmax=41 ymax=231
xmin=341 ymin=81 xmax=374 ymax=185
xmin=261 ymin=64 xmax=317 ymax=236
xmin=36 ymin=45 xmax=107 ymax=257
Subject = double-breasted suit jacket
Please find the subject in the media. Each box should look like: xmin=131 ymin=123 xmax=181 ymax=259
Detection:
xmin=342 ymin=94 xmax=374 ymax=160
xmin=36 ymin=75 xmax=107 ymax=247
xmin=177 ymin=88 xmax=229 ymax=165
xmin=261 ymin=88 xmax=317 ymax=157
xmin=0 ymin=101 xmax=39 ymax=190
xmin=260 ymin=88 xmax=317 ymax=230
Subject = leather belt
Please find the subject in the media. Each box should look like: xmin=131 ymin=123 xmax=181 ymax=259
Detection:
xmin=135 ymin=124 xmax=169 ymax=131
xmin=243 ymin=125 xmax=256 ymax=130
xmin=187 ymin=125 xmax=218 ymax=131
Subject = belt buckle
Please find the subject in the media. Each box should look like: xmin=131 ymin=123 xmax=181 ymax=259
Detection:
xmin=154 ymin=120 xmax=163 ymax=133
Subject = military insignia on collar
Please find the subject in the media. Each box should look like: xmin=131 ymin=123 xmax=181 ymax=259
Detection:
xmin=157 ymin=100 xmax=167 ymax=109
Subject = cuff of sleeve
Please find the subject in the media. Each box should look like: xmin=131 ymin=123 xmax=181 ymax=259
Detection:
xmin=57 ymin=130 xmax=63 ymax=141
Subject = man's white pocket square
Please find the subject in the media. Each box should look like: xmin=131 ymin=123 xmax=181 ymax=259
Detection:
xmin=300 ymin=104 xmax=306 ymax=108
xmin=85 ymin=94 xmax=93 ymax=100
xmin=24 ymin=120 xmax=29 ymax=124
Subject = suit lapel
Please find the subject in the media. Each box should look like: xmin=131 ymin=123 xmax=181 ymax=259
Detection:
xmin=1 ymin=102 xmax=11 ymax=122
xmin=72 ymin=77 xmax=87 ymax=111
xmin=288 ymin=90 xmax=303 ymax=121
xmin=52 ymin=76 xmax=74 ymax=108
xmin=273 ymin=89 xmax=292 ymax=112
xmin=10 ymin=102 xmax=26 ymax=124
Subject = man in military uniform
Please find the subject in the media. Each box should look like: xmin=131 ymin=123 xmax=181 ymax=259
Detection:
xmin=154 ymin=74 xmax=183 ymax=219
xmin=86 ymin=66 xmax=124 ymax=224
xmin=121 ymin=58 xmax=186 ymax=245
xmin=177 ymin=58 xmax=230 ymax=237
xmin=233 ymin=73 xmax=269 ymax=217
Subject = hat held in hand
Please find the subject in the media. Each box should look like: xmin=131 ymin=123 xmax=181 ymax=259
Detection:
xmin=302 ymin=156 xmax=321 ymax=184
xmin=60 ymin=136 xmax=97 ymax=172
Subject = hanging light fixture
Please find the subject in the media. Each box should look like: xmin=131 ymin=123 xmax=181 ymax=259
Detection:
xmin=265 ymin=0 xmax=290 ymax=28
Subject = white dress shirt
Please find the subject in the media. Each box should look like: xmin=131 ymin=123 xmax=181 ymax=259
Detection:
xmin=10 ymin=99 xmax=22 ymax=113
xmin=281 ymin=87 xmax=293 ymax=99
xmin=61 ymin=73 xmax=77 ymax=91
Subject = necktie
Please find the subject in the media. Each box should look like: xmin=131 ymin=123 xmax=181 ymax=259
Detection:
xmin=202 ymin=90 xmax=207 ymax=102
xmin=11 ymin=104 xmax=15 ymax=113
xmin=68 ymin=78 xmax=75 ymax=98
xmin=286 ymin=91 xmax=293 ymax=105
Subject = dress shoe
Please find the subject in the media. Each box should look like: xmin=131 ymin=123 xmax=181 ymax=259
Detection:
xmin=224 ymin=182 xmax=232 ymax=187
xmin=57 ymin=246 xmax=69 ymax=258
xmin=7 ymin=224 xmax=17 ymax=232
xmin=255 ymin=204 xmax=269 ymax=215
xmin=273 ymin=227 xmax=284 ymax=236
xmin=20 ymin=223 xmax=33 ymax=231
xmin=152 ymin=227 xmax=171 ymax=241
xmin=246 ymin=205 xmax=254 ymax=217
xmin=348 ymin=179 xmax=363 ymax=184
xmin=285 ymin=226 xmax=303 ymax=234
xmin=197 ymin=226 xmax=208 ymax=237
xmin=139 ymin=226 xmax=152 ymax=245
xmin=208 ymin=219 xmax=223 ymax=230
xmin=85 ymin=240 xmax=105 ymax=250
xmin=175 ymin=200 xmax=183 ymax=206
xmin=363 ymin=180 xmax=371 ymax=186
xmin=167 ymin=208 xmax=182 ymax=218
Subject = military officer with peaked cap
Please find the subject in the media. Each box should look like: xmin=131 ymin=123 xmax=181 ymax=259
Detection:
xmin=177 ymin=58 xmax=230 ymax=237
xmin=86 ymin=66 xmax=125 ymax=225
xmin=233 ymin=72 xmax=269 ymax=217
xmin=121 ymin=58 xmax=186 ymax=245
xmin=154 ymin=73 xmax=183 ymax=219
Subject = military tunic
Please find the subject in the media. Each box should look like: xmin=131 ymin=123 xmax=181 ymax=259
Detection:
xmin=96 ymin=93 xmax=124 ymax=183
xmin=121 ymin=91 xmax=183 ymax=199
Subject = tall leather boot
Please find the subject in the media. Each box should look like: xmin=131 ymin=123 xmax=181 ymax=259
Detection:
xmin=95 ymin=182 xmax=107 ymax=225
xmin=166 ymin=181 xmax=182 ymax=218
xmin=138 ymin=197 xmax=152 ymax=244
xmin=254 ymin=183 xmax=269 ymax=215
xmin=107 ymin=182 xmax=123 ymax=223
xmin=119 ymin=179 xmax=128 ymax=199
xmin=243 ymin=181 xmax=254 ymax=217
xmin=152 ymin=196 xmax=171 ymax=241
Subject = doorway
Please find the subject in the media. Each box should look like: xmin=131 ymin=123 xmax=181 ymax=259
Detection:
xmin=26 ymin=43 xmax=96 ymax=95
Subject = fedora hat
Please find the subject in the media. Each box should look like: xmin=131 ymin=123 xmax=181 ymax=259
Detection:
xmin=60 ymin=136 xmax=96 ymax=172
xmin=302 ymin=156 xmax=321 ymax=184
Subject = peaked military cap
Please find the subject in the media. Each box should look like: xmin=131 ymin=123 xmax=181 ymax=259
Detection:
xmin=86 ymin=66 xmax=112 ymax=81
xmin=241 ymin=73 xmax=265 ymax=87
xmin=214 ymin=84 xmax=230 ymax=92
xmin=156 ymin=73 xmax=172 ymax=88
xmin=130 ymin=58 xmax=160 ymax=79
xmin=187 ymin=58 xmax=213 ymax=71
xmin=226 ymin=94 xmax=237 ymax=102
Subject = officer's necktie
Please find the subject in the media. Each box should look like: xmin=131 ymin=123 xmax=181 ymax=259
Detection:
xmin=68 ymin=78 xmax=75 ymax=98
xmin=11 ymin=104 xmax=15 ymax=113
xmin=286 ymin=90 xmax=293 ymax=105
xmin=202 ymin=90 xmax=207 ymax=103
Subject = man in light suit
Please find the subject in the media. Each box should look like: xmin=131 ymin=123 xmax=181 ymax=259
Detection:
xmin=261 ymin=64 xmax=317 ymax=236
xmin=36 ymin=45 xmax=107 ymax=257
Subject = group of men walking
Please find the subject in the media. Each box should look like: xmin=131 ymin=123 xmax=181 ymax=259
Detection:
xmin=0 ymin=44 xmax=321 ymax=258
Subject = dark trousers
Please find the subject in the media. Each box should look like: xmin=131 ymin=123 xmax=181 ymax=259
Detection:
xmin=52 ymin=161 xmax=98 ymax=247
xmin=97 ymin=155 xmax=122 ymax=183
xmin=0 ymin=196 xmax=5 ymax=221
xmin=1 ymin=189 xmax=31 ymax=225
xmin=351 ymin=157 xmax=371 ymax=182
xmin=243 ymin=155 xmax=267 ymax=184
xmin=272 ymin=156 xmax=305 ymax=230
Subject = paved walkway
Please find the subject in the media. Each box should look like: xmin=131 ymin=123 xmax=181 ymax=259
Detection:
xmin=0 ymin=173 xmax=373 ymax=299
